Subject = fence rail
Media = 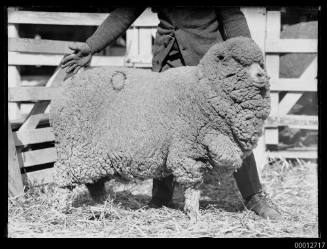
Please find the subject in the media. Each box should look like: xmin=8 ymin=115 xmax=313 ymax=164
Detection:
xmin=8 ymin=9 xmax=159 ymax=26
xmin=265 ymin=39 xmax=317 ymax=53
xmin=9 ymin=52 xmax=126 ymax=67
xmin=8 ymin=7 xmax=318 ymax=196
xmin=8 ymin=38 xmax=85 ymax=54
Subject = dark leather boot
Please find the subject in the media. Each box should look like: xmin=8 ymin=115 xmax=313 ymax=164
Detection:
xmin=245 ymin=191 xmax=281 ymax=220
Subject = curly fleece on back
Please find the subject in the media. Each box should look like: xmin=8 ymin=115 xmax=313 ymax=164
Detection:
xmin=50 ymin=37 xmax=270 ymax=188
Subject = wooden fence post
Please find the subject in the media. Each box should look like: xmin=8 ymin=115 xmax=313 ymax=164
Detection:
xmin=138 ymin=28 xmax=153 ymax=64
xmin=241 ymin=7 xmax=268 ymax=175
xmin=8 ymin=19 xmax=21 ymax=121
xmin=8 ymin=122 xmax=24 ymax=197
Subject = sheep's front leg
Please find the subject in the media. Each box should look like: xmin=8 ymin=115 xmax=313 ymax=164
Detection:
xmin=184 ymin=186 xmax=201 ymax=223
xmin=167 ymin=144 xmax=207 ymax=222
xmin=203 ymin=131 xmax=243 ymax=170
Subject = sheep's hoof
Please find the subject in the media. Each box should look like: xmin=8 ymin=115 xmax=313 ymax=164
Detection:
xmin=187 ymin=209 xmax=200 ymax=224
xmin=90 ymin=193 xmax=109 ymax=204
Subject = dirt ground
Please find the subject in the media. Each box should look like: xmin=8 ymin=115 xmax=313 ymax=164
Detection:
xmin=8 ymin=158 xmax=318 ymax=238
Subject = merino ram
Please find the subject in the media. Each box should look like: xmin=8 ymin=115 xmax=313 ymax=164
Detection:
xmin=50 ymin=37 xmax=271 ymax=221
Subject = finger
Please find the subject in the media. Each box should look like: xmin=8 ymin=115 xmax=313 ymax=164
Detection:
xmin=61 ymin=55 xmax=78 ymax=67
xmin=66 ymin=64 xmax=77 ymax=73
xmin=61 ymin=60 xmax=77 ymax=69
xmin=61 ymin=54 xmax=76 ymax=66
xmin=59 ymin=53 xmax=70 ymax=64
xmin=62 ymin=53 xmax=70 ymax=59
xmin=73 ymin=66 xmax=81 ymax=74
xmin=68 ymin=44 xmax=81 ymax=53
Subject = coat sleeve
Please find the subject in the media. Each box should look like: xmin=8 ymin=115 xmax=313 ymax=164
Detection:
xmin=86 ymin=7 xmax=146 ymax=54
xmin=215 ymin=7 xmax=251 ymax=39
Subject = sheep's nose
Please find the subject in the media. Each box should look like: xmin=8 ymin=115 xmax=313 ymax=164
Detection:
xmin=249 ymin=63 xmax=269 ymax=88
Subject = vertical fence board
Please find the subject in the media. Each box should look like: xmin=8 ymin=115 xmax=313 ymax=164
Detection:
xmin=241 ymin=7 xmax=266 ymax=51
xmin=8 ymin=25 xmax=21 ymax=121
xmin=266 ymin=11 xmax=280 ymax=40
xmin=8 ymin=66 xmax=21 ymax=120
xmin=151 ymin=28 xmax=157 ymax=39
xmin=8 ymin=122 xmax=24 ymax=197
xmin=126 ymin=28 xmax=139 ymax=64
xmin=266 ymin=93 xmax=279 ymax=145
xmin=138 ymin=28 xmax=153 ymax=63
xmin=242 ymin=7 xmax=268 ymax=173
xmin=265 ymin=52 xmax=279 ymax=145
xmin=266 ymin=55 xmax=279 ymax=80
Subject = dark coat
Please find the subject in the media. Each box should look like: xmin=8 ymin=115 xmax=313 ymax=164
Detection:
xmin=86 ymin=7 xmax=251 ymax=71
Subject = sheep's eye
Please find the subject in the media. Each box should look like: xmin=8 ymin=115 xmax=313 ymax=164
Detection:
xmin=218 ymin=55 xmax=225 ymax=61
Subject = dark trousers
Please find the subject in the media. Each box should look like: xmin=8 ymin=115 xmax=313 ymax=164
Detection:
xmin=152 ymin=43 xmax=262 ymax=202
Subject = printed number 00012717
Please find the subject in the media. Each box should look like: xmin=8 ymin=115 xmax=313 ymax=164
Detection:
xmin=294 ymin=242 xmax=325 ymax=249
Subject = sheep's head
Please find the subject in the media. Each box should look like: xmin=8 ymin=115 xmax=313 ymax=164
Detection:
xmin=198 ymin=37 xmax=271 ymax=152
xmin=199 ymin=36 xmax=269 ymax=89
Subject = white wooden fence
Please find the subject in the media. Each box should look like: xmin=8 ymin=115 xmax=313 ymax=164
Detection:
xmin=8 ymin=7 xmax=318 ymax=196
xmin=264 ymin=11 xmax=317 ymax=159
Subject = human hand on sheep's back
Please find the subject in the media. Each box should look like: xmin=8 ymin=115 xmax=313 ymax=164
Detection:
xmin=60 ymin=42 xmax=92 ymax=74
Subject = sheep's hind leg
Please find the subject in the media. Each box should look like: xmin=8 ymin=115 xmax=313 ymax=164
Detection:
xmin=86 ymin=179 xmax=108 ymax=203
xmin=184 ymin=186 xmax=201 ymax=224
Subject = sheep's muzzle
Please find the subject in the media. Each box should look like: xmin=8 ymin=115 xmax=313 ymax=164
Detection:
xmin=248 ymin=63 xmax=270 ymax=88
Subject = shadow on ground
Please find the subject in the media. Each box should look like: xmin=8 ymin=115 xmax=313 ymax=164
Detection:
xmin=69 ymin=170 xmax=246 ymax=213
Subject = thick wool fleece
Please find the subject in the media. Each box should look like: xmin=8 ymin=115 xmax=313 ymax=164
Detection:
xmin=50 ymin=37 xmax=270 ymax=188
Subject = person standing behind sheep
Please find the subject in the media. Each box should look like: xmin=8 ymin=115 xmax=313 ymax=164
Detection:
xmin=60 ymin=6 xmax=281 ymax=220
